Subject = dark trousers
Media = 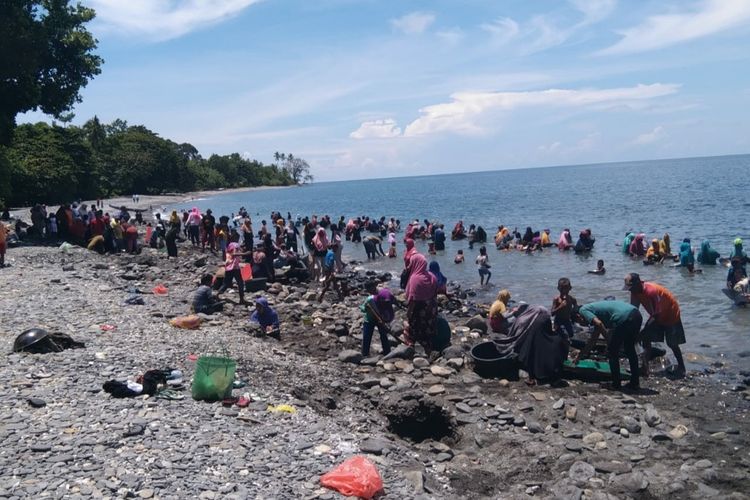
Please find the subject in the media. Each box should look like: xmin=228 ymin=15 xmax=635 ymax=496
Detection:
xmin=609 ymin=310 xmax=642 ymax=387
xmin=218 ymin=268 xmax=245 ymax=301
xmin=362 ymin=322 xmax=391 ymax=356
xmin=188 ymin=225 xmax=200 ymax=245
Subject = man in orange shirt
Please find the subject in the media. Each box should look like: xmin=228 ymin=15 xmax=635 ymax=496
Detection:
xmin=624 ymin=273 xmax=686 ymax=378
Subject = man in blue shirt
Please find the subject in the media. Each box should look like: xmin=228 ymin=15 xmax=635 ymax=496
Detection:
xmin=574 ymin=300 xmax=642 ymax=391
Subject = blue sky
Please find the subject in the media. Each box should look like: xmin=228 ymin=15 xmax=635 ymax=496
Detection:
xmin=22 ymin=0 xmax=750 ymax=181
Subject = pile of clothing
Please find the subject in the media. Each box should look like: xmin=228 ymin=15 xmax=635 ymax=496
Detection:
xmin=103 ymin=368 xmax=184 ymax=398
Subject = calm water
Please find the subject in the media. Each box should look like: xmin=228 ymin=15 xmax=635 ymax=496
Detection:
xmin=172 ymin=155 xmax=750 ymax=371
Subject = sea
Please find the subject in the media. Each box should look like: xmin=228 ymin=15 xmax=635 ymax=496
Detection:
xmin=171 ymin=154 xmax=750 ymax=372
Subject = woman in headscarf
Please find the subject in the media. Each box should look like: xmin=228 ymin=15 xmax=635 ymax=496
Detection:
xmin=165 ymin=210 xmax=181 ymax=258
xmin=428 ymin=261 xmax=448 ymax=295
xmin=622 ymin=232 xmax=636 ymax=254
xmin=697 ymin=240 xmax=720 ymax=265
xmin=250 ymin=297 xmax=280 ymax=338
xmin=489 ymin=289 xmax=512 ymax=334
xmin=451 ymin=220 xmax=466 ymax=240
xmin=403 ymin=253 xmax=438 ymax=353
xmin=399 ymin=238 xmax=418 ymax=289
xmin=645 ymin=239 xmax=664 ymax=264
xmin=574 ymin=229 xmax=595 ymax=253
xmin=187 ymin=208 xmax=202 ymax=246
xmin=730 ymin=238 xmax=748 ymax=264
xmin=658 ymin=233 xmax=672 ymax=257
xmin=557 ymin=229 xmax=572 ymax=251
xmin=311 ymin=227 xmax=329 ymax=280
xmin=678 ymin=238 xmax=695 ymax=268
xmin=628 ymin=233 xmax=646 ymax=257
xmin=492 ymin=305 xmax=568 ymax=386
xmin=522 ymin=227 xmax=534 ymax=245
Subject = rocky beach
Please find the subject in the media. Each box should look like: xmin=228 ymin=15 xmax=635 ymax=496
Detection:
xmin=1 ymin=240 xmax=750 ymax=500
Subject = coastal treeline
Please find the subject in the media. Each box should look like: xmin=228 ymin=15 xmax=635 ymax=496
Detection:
xmin=0 ymin=118 xmax=306 ymax=206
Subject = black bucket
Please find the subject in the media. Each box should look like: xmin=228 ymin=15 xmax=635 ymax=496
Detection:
xmin=245 ymin=278 xmax=267 ymax=292
xmin=470 ymin=341 xmax=519 ymax=380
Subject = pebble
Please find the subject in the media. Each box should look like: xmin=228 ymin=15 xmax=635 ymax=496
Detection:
xmin=413 ymin=357 xmax=430 ymax=368
xmin=568 ymin=461 xmax=596 ymax=484
xmin=553 ymin=398 xmax=565 ymax=410
xmin=430 ymin=366 xmax=453 ymax=377
xmin=583 ymin=432 xmax=605 ymax=445
xmin=426 ymin=384 xmax=445 ymax=395
xmin=565 ymin=406 xmax=577 ymax=421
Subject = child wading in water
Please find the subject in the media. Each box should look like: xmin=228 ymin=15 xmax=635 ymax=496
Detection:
xmin=476 ymin=245 xmax=491 ymax=285
xmin=588 ymin=259 xmax=606 ymax=275
xmin=551 ymin=277 xmax=578 ymax=338
xmin=454 ymin=249 xmax=464 ymax=263
xmin=360 ymin=281 xmax=394 ymax=356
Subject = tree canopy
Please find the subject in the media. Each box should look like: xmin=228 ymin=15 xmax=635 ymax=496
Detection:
xmin=274 ymin=152 xmax=314 ymax=184
xmin=1 ymin=118 xmax=300 ymax=206
xmin=0 ymin=0 xmax=103 ymax=145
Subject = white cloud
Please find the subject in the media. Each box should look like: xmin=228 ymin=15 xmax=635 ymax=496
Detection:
xmin=570 ymin=0 xmax=618 ymax=24
xmin=480 ymin=17 xmax=520 ymax=44
xmin=483 ymin=0 xmax=616 ymax=52
xmin=350 ymin=119 xmax=403 ymax=139
xmin=390 ymin=12 xmax=436 ymax=35
xmin=633 ymin=126 xmax=665 ymax=144
xmin=436 ymin=28 xmax=465 ymax=45
xmin=538 ymin=141 xmax=562 ymax=152
xmin=599 ymin=0 xmax=750 ymax=55
xmin=87 ymin=0 xmax=260 ymax=41
xmin=403 ymin=83 xmax=679 ymax=137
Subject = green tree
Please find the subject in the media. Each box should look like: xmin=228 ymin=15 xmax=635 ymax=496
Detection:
xmin=0 ymin=0 xmax=103 ymax=145
xmin=279 ymin=153 xmax=313 ymax=184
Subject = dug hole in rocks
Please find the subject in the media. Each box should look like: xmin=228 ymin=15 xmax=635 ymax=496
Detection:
xmin=380 ymin=391 xmax=457 ymax=442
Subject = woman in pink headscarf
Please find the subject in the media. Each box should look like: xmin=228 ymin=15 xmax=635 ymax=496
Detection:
xmin=311 ymin=227 xmax=329 ymax=280
xmin=399 ymin=238 xmax=418 ymax=289
xmin=557 ymin=228 xmax=572 ymax=251
xmin=403 ymin=253 xmax=439 ymax=353
xmin=186 ymin=207 xmax=202 ymax=246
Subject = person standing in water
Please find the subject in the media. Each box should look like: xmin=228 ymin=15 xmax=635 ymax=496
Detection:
xmin=624 ymin=273 xmax=687 ymax=378
xmin=476 ymin=245 xmax=492 ymax=285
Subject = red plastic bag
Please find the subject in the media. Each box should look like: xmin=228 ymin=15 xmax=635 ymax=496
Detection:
xmin=153 ymin=284 xmax=169 ymax=295
xmin=320 ymin=456 xmax=384 ymax=499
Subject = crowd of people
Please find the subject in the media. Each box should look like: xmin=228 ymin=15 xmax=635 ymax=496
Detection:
xmin=2 ymin=199 xmax=748 ymax=391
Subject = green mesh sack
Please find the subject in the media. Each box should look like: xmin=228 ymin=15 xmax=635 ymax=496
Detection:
xmin=192 ymin=356 xmax=236 ymax=401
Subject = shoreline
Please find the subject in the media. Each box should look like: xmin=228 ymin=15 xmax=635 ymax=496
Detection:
xmin=0 ymin=243 xmax=749 ymax=498
xmin=8 ymin=184 xmax=293 ymax=220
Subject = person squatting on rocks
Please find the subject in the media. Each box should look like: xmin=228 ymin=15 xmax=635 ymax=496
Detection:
xmin=250 ymin=297 xmax=280 ymax=339
xmin=193 ymin=274 xmax=224 ymax=314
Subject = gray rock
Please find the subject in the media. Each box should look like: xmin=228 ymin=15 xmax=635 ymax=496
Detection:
xmin=594 ymin=461 xmax=632 ymax=474
xmin=552 ymin=483 xmax=582 ymax=500
xmin=30 ymin=444 xmax=52 ymax=452
xmin=465 ymin=315 xmax=487 ymax=334
xmin=337 ymin=349 xmax=362 ymax=364
xmin=455 ymin=403 xmax=472 ymax=414
xmin=553 ymin=398 xmax=565 ymax=410
xmin=413 ymin=357 xmax=430 ymax=368
xmin=568 ymin=461 xmax=596 ymax=485
xmin=27 ymin=397 xmax=46 ymax=408
xmin=435 ymin=452 xmax=452 ymax=462
xmin=610 ymin=471 xmax=649 ymax=492
xmin=644 ymin=404 xmax=661 ymax=427
xmin=527 ymin=421 xmax=544 ymax=434
xmin=360 ymin=438 xmax=390 ymax=455
xmin=622 ymin=416 xmax=641 ymax=434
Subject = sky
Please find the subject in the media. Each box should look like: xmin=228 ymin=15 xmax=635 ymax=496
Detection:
xmin=21 ymin=0 xmax=750 ymax=181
